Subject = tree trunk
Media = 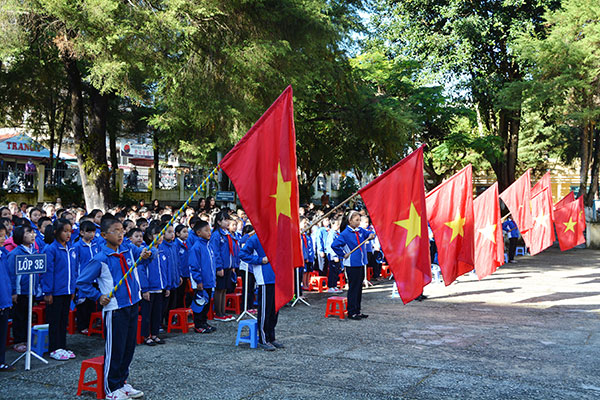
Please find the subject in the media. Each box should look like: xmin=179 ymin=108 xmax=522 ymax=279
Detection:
xmin=585 ymin=122 xmax=599 ymax=206
xmin=108 ymin=126 xmax=118 ymax=189
xmin=88 ymin=86 xmax=111 ymax=208
xmin=153 ymin=130 xmax=160 ymax=189
xmin=580 ymin=123 xmax=591 ymax=199
xmin=47 ymin=92 xmax=56 ymax=185
xmin=64 ymin=55 xmax=109 ymax=210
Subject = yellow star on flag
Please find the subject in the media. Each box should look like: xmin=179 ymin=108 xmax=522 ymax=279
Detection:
xmin=270 ymin=163 xmax=292 ymax=224
xmin=533 ymin=213 xmax=548 ymax=227
xmin=478 ymin=223 xmax=496 ymax=243
xmin=563 ymin=217 xmax=577 ymax=233
xmin=394 ymin=202 xmax=422 ymax=248
xmin=444 ymin=211 xmax=466 ymax=242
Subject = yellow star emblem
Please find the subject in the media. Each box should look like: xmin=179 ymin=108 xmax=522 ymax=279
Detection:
xmin=533 ymin=213 xmax=548 ymax=227
xmin=444 ymin=211 xmax=466 ymax=242
xmin=478 ymin=223 xmax=496 ymax=244
xmin=563 ymin=217 xmax=577 ymax=233
xmin=270 ymin=163 xmax=292 ymax=224
xmin=394 ymin=203 xmax=422 ymax=248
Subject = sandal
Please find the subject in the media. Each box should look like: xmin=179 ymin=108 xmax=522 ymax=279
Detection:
xmin=0 ymin=364 xmax=15 ymax=372
xmin=153 ymin=337 xmax=166 ymax=345
xmin=13 ymin=343 xmax=26 ymax=353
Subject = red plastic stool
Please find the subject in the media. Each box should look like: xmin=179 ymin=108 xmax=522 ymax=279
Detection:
xmin=136 ymin=315 xmax=143 ymax=344
xmin=308 ymin=271 xmax=319 ymax=278
xmin=167 ymin=308 xmax=194 ymax=333
xmin=6 ymin=320 xmax=13 ymax=346
xmin=325 ymin=296 xmax=347 ymax=320
xmin=366 ymin=267 xmax=373 ymax=281
xmin=309 ymin=276 xmax=328 ymax=292
xmin=32 ymin=304 xmax=45 ymax=325
xmin=207 ymin=298 xmax=214 ymax=320
xmin=88 ymin=312 xmax=104 ymax=337
xmin=235 ymin=276 xmax=243 ymax=294
xmin=338 ymin=273 xmax=346 ymax=289
xmin=225 ymin=293 xmax=242 ymax=314
xmin=380 ymin=264 xmax=391 ymax=278
xmin=67 ymin=309 xmax=77 ymax=335
xmin=76 ymin=356 xmax=105 ymax=399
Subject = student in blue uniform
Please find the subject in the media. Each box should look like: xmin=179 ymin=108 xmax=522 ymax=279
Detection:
xmin=77 ymin=218 xmax=151 ymax=400
xmin=88 ymin=209 xmax=103 ymax=241
xmin=325 ymin=217 xmax=342 ymax=292
xmin=240 ymin=233 xmax=284 ymax=351
xmin=35 ymin=216 xmax=52 ymax=252
xmin=188 ymin=221 xmax=216 ymax=333
xmin=502 ymin=216 xmax=519 ymax=263
xmin=0 ymin=235 xmax=14 ymax=371
xmin=138 ymin=226 xmax=169 ymax=346
xmin=331 ymin=211 xmax=374 ymax=320
xmin=27 ymin=207 xmax=42 ymax=236
xmin=8 ymin=225 xmax=40 ymax=353
xmin=158 ymin=223 xmax=180 ymax=329
xmin=239 ymin=225 xmax=256 ymax=313
xmin=316 ymin=218 xmax=330 ymax=273
xmin=209 ymin=211 xmax=236 ymax=322
xmin=41 ymin=219 xmax=78 ymax=360
xmin=73 ymin=220 xmax=100 ymax=333
xmin=125 ymin=228 xmax=144 ymax=250
xmin=299 ymin=217 xmax=314 ymax=294
xmin=174 ymin=225 xmax=191 ymax=308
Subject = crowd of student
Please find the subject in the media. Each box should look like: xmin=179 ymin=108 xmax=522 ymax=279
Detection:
xmin=0 ymin=198 xmax=383 ymax=399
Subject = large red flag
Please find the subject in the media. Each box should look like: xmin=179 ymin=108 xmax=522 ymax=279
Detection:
xmin=555 ymin=197 xmax=586 ymax=251
xmin=473 ymin=183 xmax=504 ymax=280
xmin=525 ymin=187 xmax=554 ymax=255
xmin=220 ymin=86 xmax=303 ymax=311
xmin=532 ymin=172 xmax=555 ymax=241
xmin=555 ymin=191 xmax=575 ymax=210
xmin=359 ymin=146 xmax=431 ymax=304
xmin=425 ymin=164 xmax=475 ymax=286
xmin=499 ymin=170 xmax=533 ymax=247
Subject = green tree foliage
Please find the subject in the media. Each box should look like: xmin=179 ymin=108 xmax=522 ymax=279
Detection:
xmin=515 ymin=0 xmax=600 ymax=204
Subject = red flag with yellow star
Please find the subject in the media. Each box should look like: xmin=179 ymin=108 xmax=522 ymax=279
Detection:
xmin=220 ymin=86 xmax=303 ymax=311
xmin=499 ymin=170 xmax=533 ymax=248
xmin=555 ymin=191 xmax=575 ymax=210
xmin=524 ymin=187 xmax=554 ymax=255
xmin=473 ymin=183 xmax=504 ymax=280
xmin=426 ymin=164 xmax=475 ymax=286
xmin=532 ymin=172 xmax=555 ymax=241
xmin=554 ymin=196 xmax=586 ymax=251
xmin=358 ymin=145 xmax=431 ymax=304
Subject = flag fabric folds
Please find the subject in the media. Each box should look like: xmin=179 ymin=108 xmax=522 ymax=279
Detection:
xmin=473 ymin=183 xmax=504 ymax=279
xmin=525 ymin=187 xmax=554 ymax=255
xmin=359 ymin=145 xmax=431 ymax=304
xmin=555 ymin=191 xmax=575 ymax=210
xmin=425 ymin=164 xmax=475 ymax=286
xmin=499 ymin=170 xmax=533 ymax=247
xmin=220 ymin=86 xmax=303 ymax=311
xmin=531 ymin=172 xmax=555 ymax=241
xmin=554 ymin=196 xmax=586 ymax=251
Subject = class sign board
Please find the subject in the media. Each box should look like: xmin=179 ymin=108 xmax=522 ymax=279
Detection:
xmin=15 ymin=254 xmax=47 ymax=275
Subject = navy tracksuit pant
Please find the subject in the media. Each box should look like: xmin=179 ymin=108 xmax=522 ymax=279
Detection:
xmin=103 ymin=304 xmax=138 ymax=394
xmin=257 ymin=284 xmax=278 ymax=344
xmin=346 ymin=266 xmax=364 ymax=316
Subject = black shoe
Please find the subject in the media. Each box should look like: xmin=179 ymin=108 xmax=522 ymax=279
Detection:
xmin=357 ymin=313 xmax=369 ymax=318
xmin=258 ymin=342 xmax=276 ymax=351
xmin=270 ymin=340 xmax=285 ymax=349
xmin=144 ymin=338 xmax=156 ymax=346
xmin=153 ymin=337 xmax=166 ymax=345
xmin=416 ymin=294 xmax=428 ymax=301
xmin=348 ymin=314 xmax=362 ymax=320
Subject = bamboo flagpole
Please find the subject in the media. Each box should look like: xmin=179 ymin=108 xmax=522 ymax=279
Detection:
xmin=302 ymin=191 xmax=360 ymax=233
xmin=108 ymin=166 xmax=221 ymax=299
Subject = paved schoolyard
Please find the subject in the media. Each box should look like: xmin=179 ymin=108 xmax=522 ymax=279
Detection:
xmin=1 ymin=247 xmax=599 ymax=399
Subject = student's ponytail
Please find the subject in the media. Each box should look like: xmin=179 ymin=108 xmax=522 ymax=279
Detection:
xmin=43 ymin=223 xmax=55 ymax=244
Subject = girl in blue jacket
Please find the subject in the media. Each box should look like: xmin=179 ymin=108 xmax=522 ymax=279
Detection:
xmin=174 ymin=225 xmax=191 ymax=308
xmin=7 ymin=224 xmax=40 ymax=353
xmin=188 ymin=221 xmax=216 ymax=333
xmin=0 ymin=225 xmax=14 ymax=370
xmin=331 ymin=211 xmax=374 ymax=320
xmin=138 ymin=227 xmax=169 ymax=345
xmin=41 ymin=219 xmax=77 ymax=360
xmin=209 ymin=211 xmax=235 ymax=321
xmin=239 ymin=233 xmax=282 ymax=351
xmin=158 ymin=224 xmax=180 ymax=331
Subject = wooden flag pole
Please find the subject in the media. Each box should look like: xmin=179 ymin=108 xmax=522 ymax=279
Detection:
xmin=302 ymin=191 xmax=360 ymax=233
xmin=344 ymin=237 xmax=371 ymax=258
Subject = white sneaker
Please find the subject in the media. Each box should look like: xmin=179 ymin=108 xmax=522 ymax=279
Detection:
xmin=122 ymin=383 xmax=144 ymax=399
xmin=50 ymin=349 xmax=69 ymax=361
xmin=327 ymin=288 xmax=337 ymax=293
xmin=106 ymin=388 xmax=131 ymax=400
